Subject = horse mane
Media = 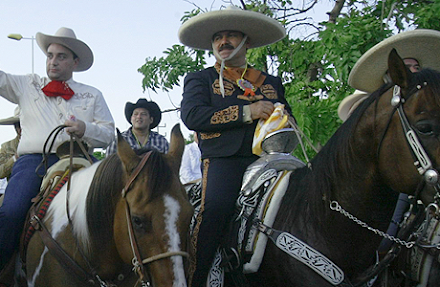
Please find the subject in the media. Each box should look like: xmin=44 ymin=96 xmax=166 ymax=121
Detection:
xmin=280 ymin=68 xmax=440 ymax=230
xmin=85 ymin=149 xmax=174 ymax=253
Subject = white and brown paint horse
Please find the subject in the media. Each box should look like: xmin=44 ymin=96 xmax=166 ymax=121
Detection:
xmin=22 ymin=124 xmax=193 ymax=286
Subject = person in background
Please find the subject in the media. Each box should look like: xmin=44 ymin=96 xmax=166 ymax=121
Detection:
xmin=179 ymin=132 xmax=202 ymax=184
xmin=106 ymin=98 xmax=169 ymax=155
xmin=0 ymin=27 xmax=114 ymax=271
xmin=339 ymin=29 xmax=440 ymax=254
xmin=340 ymin=29 xmax=440 ymax=122
xmin=0 ymin=107 xmax=21 ymax=180
xmin=0 ymin=179 xmax=6 ymax=195
xmin=179 ymin=6 xmax=293 ymax=286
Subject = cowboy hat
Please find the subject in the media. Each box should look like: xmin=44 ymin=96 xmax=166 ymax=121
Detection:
xmin=337 ymin=90 xmax=369 ymax=122
xmin=0 ymin=107 xmax=20 ymax=125
xmin=124 ymin=99 xmax=162 ymax=129
xmin=36 ymin=27 xmax=94 ymax=72
xmin=178 ymin=5 xmax=286 ymax=50
xmin=348 ymin=29 xmax=440 ymax=93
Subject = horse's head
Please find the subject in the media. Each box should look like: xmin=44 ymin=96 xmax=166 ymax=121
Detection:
xmin=114 ymin=124 xmax=193 ymax=286
xmin=374 ymin=49 xmax=440 ymax=204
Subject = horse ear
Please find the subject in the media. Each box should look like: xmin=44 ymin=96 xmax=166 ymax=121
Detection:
xmin=168 ymin=124 xmax=185 ymax=174
xmin=388 ymin=48 xmax=412 ymax=89
xmin=116 ymin=128 xmax=139 ymax=172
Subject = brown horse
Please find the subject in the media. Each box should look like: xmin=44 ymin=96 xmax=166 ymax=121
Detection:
xmin=240 ymin=49 xmax=440 ymax=286
xmin=23 ymin=124 xmax=193 ymax=287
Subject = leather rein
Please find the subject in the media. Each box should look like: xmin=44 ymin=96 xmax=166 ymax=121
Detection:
xmin=330 ymin=82 xmax=440 ymax=285
xmin=258 ymin=82 xmax=440 ymax=286
xmin=30 ymin=129 xmax=188 ymax=286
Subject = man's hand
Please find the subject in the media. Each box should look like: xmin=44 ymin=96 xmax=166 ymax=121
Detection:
xmin=64 ymin=119 xmax=86 ymax=138
xmin=249 ymin=101 xmax=275 ymax=120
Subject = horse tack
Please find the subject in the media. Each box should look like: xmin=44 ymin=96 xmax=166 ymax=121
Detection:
xmin=24 ymin=164 xmax=120 ymax=286
xmin=21 ymin=132 xmax=124 ymax=287
xmin=121 ymin=151 xmax=189 ymax=286
xmin=327 ymin=81 xmax=440 ymax=282
xmin=328 ymin=78 xmax=440 ymax=286
xmin=21 ymin=124 xmax=190 ymax=287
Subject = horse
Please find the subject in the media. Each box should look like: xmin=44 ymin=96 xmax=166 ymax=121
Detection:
xmin=20 ymin=124 xmax=193 ymax=287
xmin=230 ymin=49 xmax=440 ymax=286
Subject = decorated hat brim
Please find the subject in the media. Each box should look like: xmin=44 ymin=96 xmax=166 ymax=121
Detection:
xmin=337 ymin=90 xmax=369 ymax=121
xmin=178 ymin=8 xmax=286 ymax=50
xmin=348 ymin=29 xmax=440 ymax=93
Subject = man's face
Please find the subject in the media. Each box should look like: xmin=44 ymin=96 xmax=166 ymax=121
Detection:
xmin=212 ymin=30 xmax=248 ymax=64
xmin=131 ymin=107 xmax=153 ymax=131
xmin=46 ymin=43 xmax=78 ymax=81
xmin=403 ymin=58 xmax=421 ymax=73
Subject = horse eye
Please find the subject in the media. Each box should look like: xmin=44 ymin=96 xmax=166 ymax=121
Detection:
xmin=131 ymin=216 xmax=153 ymax=233
xmin=131 ymin=216 xmax=150 ymax=231
xmin=415 ymin=122 xmax=434 ymax=136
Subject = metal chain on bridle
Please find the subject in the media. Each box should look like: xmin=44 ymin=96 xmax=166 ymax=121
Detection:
xmin=329 ymin=200 xmax=416 ymax=248
xmin=330 ymin=83 xmax=440 ymax=248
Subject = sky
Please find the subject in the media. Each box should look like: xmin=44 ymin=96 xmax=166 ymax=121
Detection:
xmin=0 ymin=0 xmax=333 ymax=148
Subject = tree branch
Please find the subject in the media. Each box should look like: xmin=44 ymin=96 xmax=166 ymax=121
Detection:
xmin=327 ymin=0 xmax=346 ymax=23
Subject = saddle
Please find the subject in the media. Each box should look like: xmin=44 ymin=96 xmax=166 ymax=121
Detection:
xmin=0 ymin=140 xmax=92 ymax=286
xmin=186 ymin=129 xmax=305 ymax=285
xmin=21 ymin=141 xmax=92 ymax=265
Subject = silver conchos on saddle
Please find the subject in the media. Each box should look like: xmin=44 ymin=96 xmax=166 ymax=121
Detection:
xmin=236 ymin=129 xmax=305 ymax=274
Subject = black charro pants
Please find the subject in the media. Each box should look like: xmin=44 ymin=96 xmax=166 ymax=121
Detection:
xmin=190 ymin=155 xmax=258 ymax=287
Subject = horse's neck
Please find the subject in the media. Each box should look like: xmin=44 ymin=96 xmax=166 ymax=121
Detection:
xmin=307 ymin=130 xmax=399 ymax=270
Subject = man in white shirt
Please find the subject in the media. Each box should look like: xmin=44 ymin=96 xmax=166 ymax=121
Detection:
xmin=0 ymin=27 xmax=114 ymax=271
xmin=180 ymin=132 xmax=202 ymax=184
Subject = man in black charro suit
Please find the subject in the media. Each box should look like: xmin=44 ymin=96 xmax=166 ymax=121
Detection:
xmin=178 ymin=5 xmax=294 ymax=286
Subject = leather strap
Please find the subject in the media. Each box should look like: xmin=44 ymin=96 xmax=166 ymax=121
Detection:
xmin=31 ymin=214 xmax=97 ymax=284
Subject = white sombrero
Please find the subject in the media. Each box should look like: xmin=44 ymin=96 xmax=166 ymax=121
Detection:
xmin=0 ymin=107 xmax=20 ymax=125
xmin=36 ymin=27 xmax=94 ymax=72
xmin=178 ymin=5 xmax=286 ymax=50
xmin=348 ymin=29 xmax=440 ymax=93
xmin=337 ymin=90 xmax=369 ymax=122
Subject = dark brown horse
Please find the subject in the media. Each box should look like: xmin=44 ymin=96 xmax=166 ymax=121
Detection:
xmin=23 ymin=124 xmax=193 ymax=287
xmin=245 ymin=50 xmax=440 ymax=286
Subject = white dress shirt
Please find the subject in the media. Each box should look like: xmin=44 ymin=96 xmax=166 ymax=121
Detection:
xmin=179 ymin=141 xmax=202 ymax=184
xmin=0 ymin=72 xmax=115 ymax=155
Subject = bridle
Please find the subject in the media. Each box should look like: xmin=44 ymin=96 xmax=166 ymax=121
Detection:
xmin=32 ymin=128 xmax=188 ymax=286
xmin=391 ymin=83 xmax=440 ymax=193
xmin=329 ymin=81 xmax=440 ymax=286
xmin=121 ymin=151 xmax=189 ymax=286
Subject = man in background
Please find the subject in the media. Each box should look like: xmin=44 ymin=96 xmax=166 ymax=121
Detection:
xmin=106 ymin=98 xmax=169 ymax=155
xmin=0 ymin=107 xmax=21 ymax=180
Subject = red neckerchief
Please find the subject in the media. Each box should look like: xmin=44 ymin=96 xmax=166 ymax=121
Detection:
xmin=42 ymin=81 xmax=74 ymax=100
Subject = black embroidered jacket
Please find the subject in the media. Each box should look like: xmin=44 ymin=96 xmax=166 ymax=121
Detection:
xmin=181 ymin=66 xmax=292 ymax=159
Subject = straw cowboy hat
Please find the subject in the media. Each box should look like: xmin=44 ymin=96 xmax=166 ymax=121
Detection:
xmin=0 ymin=107 xmax=20 ymax=125
xmin=337 ymin=90 xmax=369 ymax=122
xmin=124 ymin=99 xmax=162 ymax=129
xmin=178 ymin=5 xmax=286 ymax=50
xmin=36 ymin=27 xmax=94 ymax=72
xmin=348 ymin=29 xmax=440 ymax=93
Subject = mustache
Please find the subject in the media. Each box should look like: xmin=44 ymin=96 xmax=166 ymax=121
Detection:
xmin=219 ymin=44 xmax=235 ymax=51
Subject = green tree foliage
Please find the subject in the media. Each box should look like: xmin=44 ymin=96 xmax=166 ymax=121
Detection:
xmin=138 ymin=0 xmax=439 ymax=161
xmin=93 ymin=150 xmax=105 ymax=160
